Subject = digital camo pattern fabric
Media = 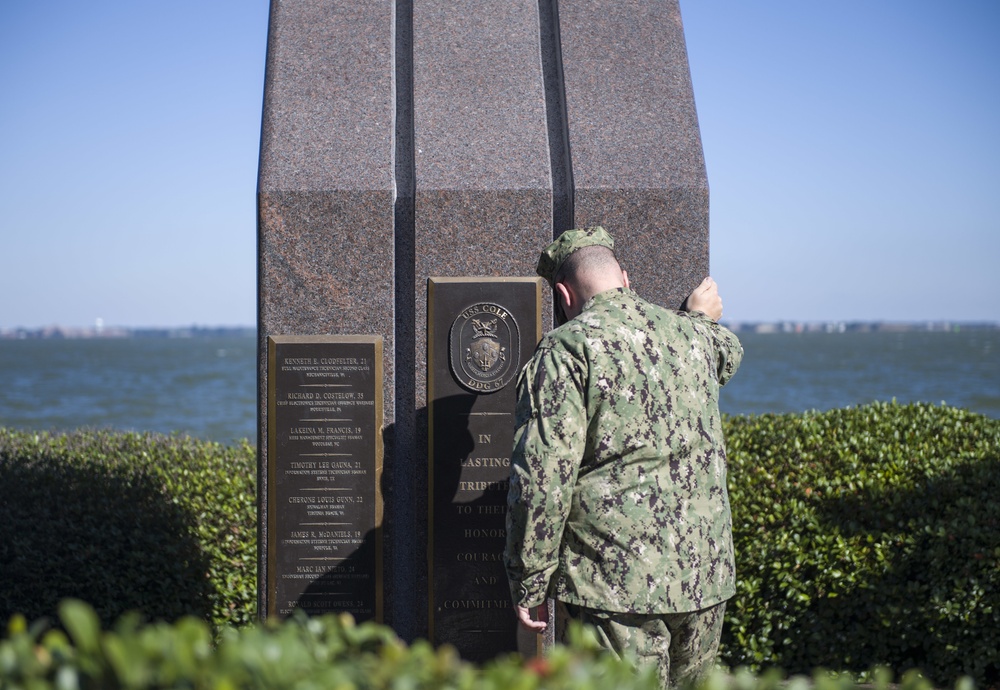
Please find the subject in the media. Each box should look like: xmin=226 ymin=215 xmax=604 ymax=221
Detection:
xmin=557 ymin=601 xmax=727 ymax=689
xmin=505 ymin=287 xmax=743 ymax=613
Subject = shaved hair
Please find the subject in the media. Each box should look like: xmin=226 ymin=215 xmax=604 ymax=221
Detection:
xmin=552 ymin=245 xmax=620 ymax=286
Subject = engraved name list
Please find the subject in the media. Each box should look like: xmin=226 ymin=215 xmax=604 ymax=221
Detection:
xmin=266 ymin=336 xmax=383 ymax=622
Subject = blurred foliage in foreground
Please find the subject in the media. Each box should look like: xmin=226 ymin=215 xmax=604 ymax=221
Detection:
xmin=0 ymin=599 xmax=976 ymax=690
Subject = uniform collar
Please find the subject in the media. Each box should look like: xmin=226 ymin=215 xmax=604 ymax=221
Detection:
xmin=579 ymin=286 xmax=634 ymax=314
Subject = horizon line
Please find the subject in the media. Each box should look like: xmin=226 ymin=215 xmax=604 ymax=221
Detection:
xmin=2 ymin=318 xmax=999 ymax=333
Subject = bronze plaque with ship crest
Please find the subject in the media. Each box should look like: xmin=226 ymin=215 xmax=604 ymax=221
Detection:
xmin=428 ymin=277 xmax=544 ymax=662
xmin=449 ymin=302 xmax=520 ymax=393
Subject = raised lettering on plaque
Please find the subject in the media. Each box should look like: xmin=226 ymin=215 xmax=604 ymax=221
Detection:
xmin=266 ymin=336 xmax=383 ymax=622
xmin=428 ymin=278 xmax=543 ymax=661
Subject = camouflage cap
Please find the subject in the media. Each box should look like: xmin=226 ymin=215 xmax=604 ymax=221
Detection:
xmin=536 ymin=226 xmax=615 ymax=285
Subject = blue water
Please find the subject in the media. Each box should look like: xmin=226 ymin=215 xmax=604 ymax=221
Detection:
xmin=720 ymin=330 xmax=1000 ymax=419
xmin=0 ymin=336 xmax=257 ymax=444
xmin=0 ymin=330 xmax=997 ymax=444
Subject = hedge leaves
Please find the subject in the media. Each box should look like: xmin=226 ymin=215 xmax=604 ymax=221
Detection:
xmin=721 ymin=402 xmax=999 ymax=686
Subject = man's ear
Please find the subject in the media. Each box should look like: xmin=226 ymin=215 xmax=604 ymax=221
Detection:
xmin=554 ymin=281 xmax=576 ymax=324
xmin=554 ymin=282 xmax=572 ymax=312
xmin=621 ymin=270 xmax=630 ymax=290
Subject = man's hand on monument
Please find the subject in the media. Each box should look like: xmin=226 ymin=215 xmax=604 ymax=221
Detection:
xmin=684 ymin=276 xmax=723 ymax=321
xmin=515 ymin=604 xmax=549 ymax=632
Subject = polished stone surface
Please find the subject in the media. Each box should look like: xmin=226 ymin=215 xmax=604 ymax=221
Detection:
xmin=257 ymin=0 xmax=397 ymax=630
xmin=408 ymin=0 xmax=553 ymax=644
xmin=559 ymin=0 xmax=709 ymax=309
xmin=412 ymin=0 xmax=554 ymax=357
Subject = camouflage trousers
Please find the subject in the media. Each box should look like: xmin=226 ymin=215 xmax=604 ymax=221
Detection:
xmin=556 ymin=600 xmax=726 ymax=689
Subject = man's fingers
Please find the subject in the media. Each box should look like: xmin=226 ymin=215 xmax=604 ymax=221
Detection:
xmin=516 ymin=605 xmax=548 ymax=632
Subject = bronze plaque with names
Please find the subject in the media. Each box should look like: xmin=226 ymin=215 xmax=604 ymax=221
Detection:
xmin=266 ymin=336 xmax=383 ymax=622
xmin=428 ymin=277 xmax=544 ymax=661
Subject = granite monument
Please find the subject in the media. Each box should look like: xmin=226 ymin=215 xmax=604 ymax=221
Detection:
xmin=257 ymin=0 xmax=708 ymax=659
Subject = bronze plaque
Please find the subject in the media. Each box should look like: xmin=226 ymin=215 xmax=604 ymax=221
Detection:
xmin=266 ymin=336 xmax=383 ymax=622
xmin=428 ymin=277 xmax=543 ymax=661
xmin=449 ymin=302 xmax=521 ymax=393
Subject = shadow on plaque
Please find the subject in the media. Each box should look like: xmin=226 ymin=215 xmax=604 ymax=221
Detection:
xmin=431 ymin=393 xmax=535 ymax=661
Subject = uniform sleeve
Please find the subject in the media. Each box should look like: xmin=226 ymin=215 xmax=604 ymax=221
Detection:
xmin=713 ymin=323 xmax=743 ymax=386
xmin=504 ymin=345 xmax=587 ymax=608
xmin=687 ymin=311 xmax=744 ymax=386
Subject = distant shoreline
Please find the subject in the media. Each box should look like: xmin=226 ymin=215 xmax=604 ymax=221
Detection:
xmin=723 ymin=320 xmax=1000 ymax=334
xmin=2 ymin=321 xmax=998 ymax=340
xmin=0 ymin=325 xmax=256 ymax=340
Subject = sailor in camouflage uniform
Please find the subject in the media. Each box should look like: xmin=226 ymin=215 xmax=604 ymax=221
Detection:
xmin=504 ymin=227 xmax=743 ymax=687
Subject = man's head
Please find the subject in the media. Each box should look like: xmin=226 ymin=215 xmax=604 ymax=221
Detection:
xmin=536 ymin=226 xmax=614 ymax=284
xmin=536 ymin=227 xmax=629 ymax=324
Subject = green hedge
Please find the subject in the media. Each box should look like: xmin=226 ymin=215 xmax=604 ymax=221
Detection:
xmin=721 ymin=402 xmax=1000 ymax=687
xmin=0 ymin=429 xmax=257 ymax=630
xmin=1 ymin=401 xmax=998 ymax=686
xmin=0 ymin=599 xmax=959 ymax=690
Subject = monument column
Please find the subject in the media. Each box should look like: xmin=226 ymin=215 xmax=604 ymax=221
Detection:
xmin=257 ymin=0 xmax=555 ymax=643
xmin=409 ymin=0 xmax=554 ymax=641
xmin=257 ymin=0 xmax=397 ymax=627
xmin=559 ymin=0 xmax=710 ymax=306
xmin=257 ymin=0 xmax=709 ymax=654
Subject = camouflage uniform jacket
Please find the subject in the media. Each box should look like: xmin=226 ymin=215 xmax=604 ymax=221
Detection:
xmin=505 ymin=287 xmax=743 ymax=614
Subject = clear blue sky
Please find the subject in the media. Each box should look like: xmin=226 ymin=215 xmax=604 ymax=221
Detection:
xmin=1 ymin=1 xmax=997 ymax=328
